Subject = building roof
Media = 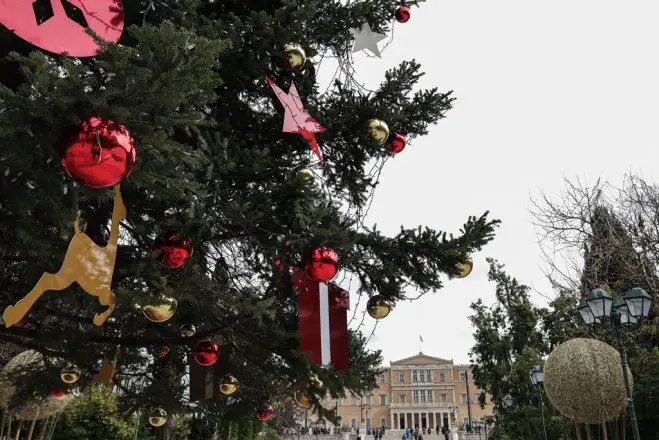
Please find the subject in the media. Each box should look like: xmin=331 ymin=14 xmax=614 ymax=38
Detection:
xmin=390 ymin=352 xmax=454 ymax=366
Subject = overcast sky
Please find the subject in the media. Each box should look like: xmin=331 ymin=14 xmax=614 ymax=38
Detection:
xmin=321 ymin=1 xmax=659 ymax=365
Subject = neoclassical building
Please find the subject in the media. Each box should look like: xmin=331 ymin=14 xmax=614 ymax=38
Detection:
xmin=322 ymin=353 xmax=493 ymax=430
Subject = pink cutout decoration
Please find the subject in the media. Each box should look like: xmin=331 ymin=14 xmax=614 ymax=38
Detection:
xmin=266 ymin=75 xmax=326 ymax=162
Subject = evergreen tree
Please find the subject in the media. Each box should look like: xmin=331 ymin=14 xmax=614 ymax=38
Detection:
xmin=0 ymin=0 xmax=498 ymax=435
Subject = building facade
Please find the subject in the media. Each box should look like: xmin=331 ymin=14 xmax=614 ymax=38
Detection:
xmin=322 ymin=353 xmax=493 ymax=430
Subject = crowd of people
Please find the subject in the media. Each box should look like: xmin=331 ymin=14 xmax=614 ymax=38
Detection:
xmin=398 ymin=425 xmax=451 ymax=440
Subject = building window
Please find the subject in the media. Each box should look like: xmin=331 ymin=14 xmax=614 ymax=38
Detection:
xmin=427 ymin=391 xmax=433 ymax=403
xmin=441 ymin=394 xmax=447 ymax=403
xmin=461 ymin=393 xmax=468 ymax=403
xmin=399 ymin=394 xmax=406 ymax=403
xmin=425 ymin=370 xmax=432 ymax=382
xmin=380 ymin=374 xmax=386 ymax=384
xmin=351 ymin=397 xmax=357 ymax=406
xmin=420 ymin=390 xmax=426 ymax=403
xmin=380 ymin=395 xmax=386 ymax=405
xmin=366 ymin=418 xmax=371 ymax=429
xmin=380 ymin=418 xmax=386 ymax=428
xmin=351 ymin=419 xmax=356 ymax=428
xmin=439 ymin=372 xmax=445 ymax=382
xmin=413 ymin=390 xmax=420 ymax=403
xmin=366 ymin=395 xmax=371 ymax=405
xmin=399 ymin=372 xmax=405 ymax=383
xmin=459 ymin=372 xmax=466 ymax=382
xmin=412 ymin=370 xmax=418 ymax=382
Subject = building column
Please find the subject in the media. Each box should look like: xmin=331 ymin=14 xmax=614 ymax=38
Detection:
xmin=391 ymin=413 xmax=395 ymax=430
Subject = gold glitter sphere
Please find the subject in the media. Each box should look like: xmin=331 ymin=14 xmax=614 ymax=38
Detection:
xmin=219 ymin=374 xmax=239 ymax=396
xmin=544 ymin=338 xmax=631 ymax=424
xmin=179 ymin=323 xmax=196 ymax=337
xmin=60 ymin=363 xmax=81 ymax=384
xmin=367 ymin=296 xmax=392 ymax=320
xmin=455 ymin=259 xmax=473 ymax=279
xmin=297 ymin=168 xmax=315 ymax=185
xmin=366 ymin=119 xmax=390 ymax=145
xmin=142 ymin=296 xmax=177 ymax=323
xmin=149 ymin=408 xmax=168 ymax=427
xmin=295 ymin=391 xmax=311 ymax=409
xmin=283 ymin=43 xmax=307 ymax=70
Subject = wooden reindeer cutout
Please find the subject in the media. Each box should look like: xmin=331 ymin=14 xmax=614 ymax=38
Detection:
xmin=3 ymin=184 xmax=126 ymax=327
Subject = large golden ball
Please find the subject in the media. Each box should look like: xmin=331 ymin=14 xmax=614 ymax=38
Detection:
xmin=544 ymin=338 xmax=631 ymax=424
xmin=143 ymin=296 xmax=177 ymax=323
xmin=149 ymin=408 xmax=168 ymax=427
xmin=295 ymin=391 xmax=311 ymax=409
xmin=284 ymin=43 xmax=306 ymax=70
xmin=455 ymin=259 xmax=473 ymax=279
xmin=366 ymin=119 xmax=390 ymax=145
xmin=179 ymin=323 xmax=196 ymax=337
xmin=296 ymin=168 xmax=315 ymax=186
xmin=0 ymin=350 xmax=74 ymax=420
xmin=60 ymin=363 xmax=81 ymax=384
xmin=219 ymin=374 xmax=239 ymax=396
xmin=367 ymin=296 xmax=392 ymax=320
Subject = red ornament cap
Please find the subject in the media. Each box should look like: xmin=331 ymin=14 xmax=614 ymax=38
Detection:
xmin=51 ymin=388 xmax=66 ymax=399
xmin=194 ymin=340 xmax=219 ymax=366
xmin=388 ymin=133 xmax=406 ymax=154
xmin=304 ymin=247 xmax=339 ymax=282
xmin=256 ymin=404 xmax=274 ymax=421
xmin=154 ymin=233 xmax=193 ymax=269
xmin=395 ymin=6 xmax=411 ymax=23
xmin=0 ymin=0 xmax=124 ymax=57
xmin=59 ymin=117 xmax=136 ymax=188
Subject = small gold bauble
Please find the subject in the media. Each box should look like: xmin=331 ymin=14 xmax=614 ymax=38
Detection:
xmin=179 ymin=323 xmax=196 ymax=337
xmin=143 ymin=296 xmax=178 ymax=323
xmin=219 ymin=374 xmax=239 ymax=396
xmin=367 ymin=295 xmax=392 ymax=320
xmin=60 ymin=364 xmax=81 ymax=384
xmin=284 ymin=43 xmax=306 ymax=70
xmin=297 ymin=168 xmax=315 ymax=185
xmin=149 ymin=408 xmax=168 ymax=427
xmin=366 ymin=119 xmax=390 ymax=145
xmin=295 ymin=391 xmax=312 ymax=409
xmin=455 ymin=259 xmax=473 ymax=279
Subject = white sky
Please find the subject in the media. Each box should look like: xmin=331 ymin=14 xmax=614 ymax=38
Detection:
xmin=319 ymin=1 xmax=659 ymax=365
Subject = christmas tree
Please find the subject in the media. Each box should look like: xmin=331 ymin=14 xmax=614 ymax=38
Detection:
xmin=0 ymin=0 xmax=499 ymax=436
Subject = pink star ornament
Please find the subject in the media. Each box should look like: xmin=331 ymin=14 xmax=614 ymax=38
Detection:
xmin=266 ymin=76 xmax=326 ymax=162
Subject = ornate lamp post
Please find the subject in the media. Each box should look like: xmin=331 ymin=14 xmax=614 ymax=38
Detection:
xmin=577 ymin=287 xmax=652 ymax=440
xmin=529 ymin=362 xmax=548 ymax=440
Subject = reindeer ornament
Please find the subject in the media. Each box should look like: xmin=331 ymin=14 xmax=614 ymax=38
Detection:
xmin=3 ymin=184 xmax=126 ymax=327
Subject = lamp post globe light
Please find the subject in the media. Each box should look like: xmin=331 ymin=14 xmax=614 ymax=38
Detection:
xmin=578 ymin=287 xmax=652 ymax=440
xmin=502 ymin=395 xmax=513 ymax=409
xmin=529 ymin=362 xmax=548 ymax=440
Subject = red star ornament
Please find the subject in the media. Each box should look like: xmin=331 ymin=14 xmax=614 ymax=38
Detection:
xmin=266 ymin=76 xmax=326 ymax=162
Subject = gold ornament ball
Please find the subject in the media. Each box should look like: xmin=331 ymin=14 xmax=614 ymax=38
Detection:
xmin=149 ymin=408 xmax=168 ymax=427
xmin=295 ymin=391 xmax=312 ymax=409
xmin=60 ymin=363 xmax=81 ymax=384
xmin=544 ymin=338 xmax=631 ymax=424
xmin=367 ymin=295 xmax=392 ymax=320
xmin=219 ymin=374 xmax=239 ymax=396
xmin=0 ymin=351 xmax=74 ymax=420
xmin=284 ymin=43 xmax=306 ymax=70
xmin=143 ymin=296 xmax=178 ymax=323
xmin=366 ymin=119 xmax=390 ymax=145
xmin=297 ymin=168 xmax=315 ymax=185
xmin=455 ymin=259 xmax=473 ymax=279
xmin=180 ymin=323 xmax=196 ymax=337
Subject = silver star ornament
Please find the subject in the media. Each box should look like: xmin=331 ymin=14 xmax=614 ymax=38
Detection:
xmin=350 ymin=23 xmax=387 ymax=58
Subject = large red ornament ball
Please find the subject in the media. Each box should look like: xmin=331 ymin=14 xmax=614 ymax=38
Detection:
xmin=304 ymin=247 xmax=339 ymax=282
xmin=194 ymin=341 xmax=219 ymax=367
xmin=51 ymin=388 xmax=66 ymax=400
xmin=388 ymin=133 xmax=406 ymax=154
xmin=58 ymin=117 xmax=136 ymax=188
xmin=154 ymin=233 xmax=193 ymax=269
xmin=395 ymin=6 xmax=411 ymax=23
xmin=256 ymin=404 xmax=274 ymax=421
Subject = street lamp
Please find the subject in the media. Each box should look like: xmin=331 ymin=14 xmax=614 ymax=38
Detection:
xmin=578 ymin=287 xmax=652 ymax=440
xmin=501 ymin=395 xmax=513 ymax=409
xmin=529 ymin=362 xmax=548 ymax=440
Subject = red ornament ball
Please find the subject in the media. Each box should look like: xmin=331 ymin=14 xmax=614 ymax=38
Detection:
xmin=51 ymin=388 xmax=66 ymax=399
xmin=388 ymin=133 xmax=406 ymax=154
xmin=395 ymin=6 xmax=411 ymax=23
xmin=154 ymin=233 xmax=193 ymax=269
xmin=256 ymin=404 xmax=274 ymax=421
xmin=159 ymin=346 xmax=170 ymax=358
xmin=304 ymin=247 xmax=339 ymax=282
xmin=58 ymin=117 xmax=136 ymax=188
xmin=194 ymin=341 xmax=219 ymax=366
